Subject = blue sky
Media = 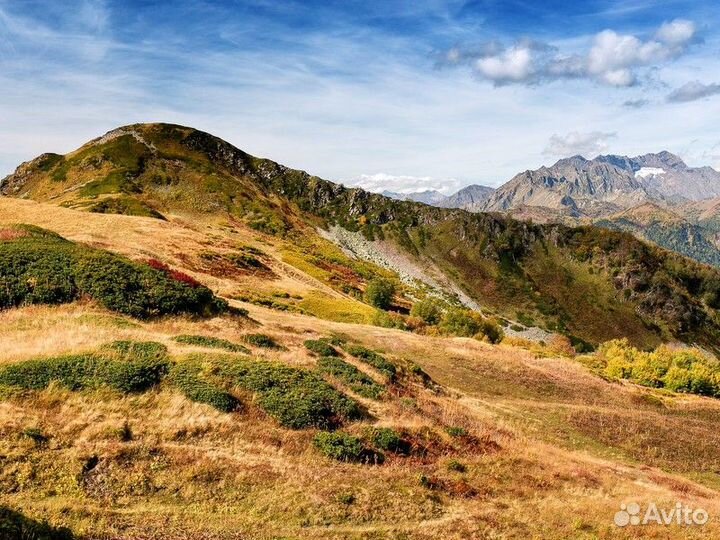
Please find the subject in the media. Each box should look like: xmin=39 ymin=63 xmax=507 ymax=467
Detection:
xmin=0 ymin=0 xmax=719 ymax=193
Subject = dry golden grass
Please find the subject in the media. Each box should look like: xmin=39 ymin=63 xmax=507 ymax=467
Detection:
xmin=2 ymin=198 xmax=720 ymax=538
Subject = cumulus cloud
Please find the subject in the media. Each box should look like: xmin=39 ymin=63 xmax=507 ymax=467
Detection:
xmin=543 ymin=131 xmax=617 ymax=158
xmin=347 ymin=173 xmax=463 ymax=195
xmin=667 ymin=81 xmax=720 ymax=103
xmin=445 ymin=19 xmax=696 ymax=88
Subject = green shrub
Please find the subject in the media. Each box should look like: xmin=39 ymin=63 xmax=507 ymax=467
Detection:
xmin=364 ymin=278 xmax=396 ymax=310
xmin=446 ymin=459 xmax=467 ymax=473
xmin=243 ymin=333 xmax=282 ymax=349
xmin=0 ymin=506 xmax=74 ymax=540
xmin=304 ymin=339 xmax=339 ymax=357
xmin=371 ymin=309 xmax=406 ymax=329
xmin=445 ymin=426 xmax=467 ymax=438
xmin=410 ymin=297 xmax=443 ymax=325
xmin=313 ymin=431 xmax=364 ymax=461
xmin=23 ymin=427 xmax=49 ymax=446
xmin=174 ymin=335 xmax=249 ymax=353
xmin=0 ymin=341 xmax=170 ymax=393
xmin=371 ymin=427 xmax=408 ymax=453
xmin=0 ymin=228 xmax=226 ymax=318
xmin=343 ymin=345 xmax=396 ymax=378
xmin=222 ymin=359 xmax=364 ymax=429
xmin=170 ymin=363 xmax=240 ymax=413
xmin=316 ymin=356 xmax=385 ymax=400
xmin=439 ymin=309 xmax=503 ymax=343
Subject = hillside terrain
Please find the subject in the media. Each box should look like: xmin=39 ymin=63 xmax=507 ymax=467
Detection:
xmin=4 ymin=123 xmax=720 ymax=351
xmin=3 ymin=124 xmax=720 ymax=538
xmin=1 ymin=197 xmax=720 ymax=539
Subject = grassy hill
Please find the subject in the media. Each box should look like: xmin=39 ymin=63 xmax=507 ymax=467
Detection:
xmin=0 ymin=199 xmax=719 ymax=538
xmin=4 ymin=123 xmax=720 ymax=351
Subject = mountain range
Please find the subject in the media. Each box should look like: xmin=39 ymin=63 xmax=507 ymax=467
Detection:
xmin=3 ymin=123 xmax=720 ymax=351
xmin=382 ymin=151 xmax=720 ymax=267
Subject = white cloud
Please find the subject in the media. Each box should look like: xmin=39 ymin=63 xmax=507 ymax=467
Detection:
xmin=475 ymin=45 xmax=534 ymax=85
xmin=346 ymin=173 xmax=464 ymax=195
xmin=543 ymin=131 xmax=617 ymax=158
xmin=667 ymin=81 xmax=720 ymax=102
xmin=656 ymin=19 xmax=696 ymax=46
xmin=453 ymin=19 xmax=696 ymax=88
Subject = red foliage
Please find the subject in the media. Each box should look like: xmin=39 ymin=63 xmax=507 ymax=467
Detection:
xmin=0 ymin=229 xmax=28 ymax=241
xmin=145 ymin=259 xmax=201 ymax=288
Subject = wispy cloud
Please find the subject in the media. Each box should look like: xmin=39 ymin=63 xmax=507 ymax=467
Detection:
xmin=346 ymin=173 xmax=464 ymax=195
xmin=667 ymin=81 xmax=720 ymax=102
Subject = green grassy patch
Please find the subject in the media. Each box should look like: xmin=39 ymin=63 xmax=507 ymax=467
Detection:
xmin=0 ymin=226 xmax=226 ymax=318
xmin=343 ymin=345 xmax=396 ymax=379
xmin=169 ymin=362 xmax=240 ymax=413
xmin=174 ymin=335 xmax=249 ymax=354
xmin=316 ymin=356 xmax=385 ymax=400
xmin=0 ymin=341 xmax=170 ymax=393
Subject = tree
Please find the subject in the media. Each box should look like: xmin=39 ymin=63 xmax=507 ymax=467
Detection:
xmin=364 ymin=278 xmax=395 ymax=310
xmin=410 ymin=297 xmax=443 ymax=325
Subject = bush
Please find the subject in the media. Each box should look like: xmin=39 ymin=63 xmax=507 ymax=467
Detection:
xmin=410 ymin=297 xmax=443 ymax=325
xmin=304 ymin=339 xmax=339 ymax=357
xmin=371 ymin=309 xmax=406 ymax=329
xmin=364 ymin=278 xmax=396 ymax=310
xmin=174 ymin=335 xmax=249 ymax=354
xmin=243 ymin=333 xmax=282 ymax=349
xmin=223 ymin=359 xmax=364 ymax=429
xmin=313 ymin=431 xmax=364 ymax=461
xmin=0 ymin=228 xmax=226 ymax=318
xmin=170 ymin=363 xmax=240 ymax=412
xmin=0 ymin=341 xmax=170 ymax=393
xmin=597 ymin=339 xmax=720 ymax=397
xmin=317 ymin=356 xmax=385 ymax=399
xmin=343 ymin=345 xmax=396 ymax=378
xmin=439 ymin=309 xmax=503 ymax=343
xmin=371 ymin=427 xmax=408 ymax=453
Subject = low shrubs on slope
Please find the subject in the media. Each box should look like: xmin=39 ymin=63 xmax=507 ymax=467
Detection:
xmin=173 ymin=335 xmax=249 ymax=354
xmin=343 ymin=345 xmax=396 ymax=379
xmin=0 ymin=225 xmax=226 ymax=318
xmin=0 ymin=341 xmax=170 ymax=393
xmin=316 ymin=356 xmax=385 ymax=399
xmin=169 ymin=362 xmax=241 ymax=413
xmin=304 ymin=339 xmax=339 ymax=357
xmin=220 ymin=358 xmax=364 ymax=429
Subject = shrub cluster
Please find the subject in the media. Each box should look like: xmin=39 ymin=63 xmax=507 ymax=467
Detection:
xmin=364 ymin=278 xmax=396 ymax=310
xmin=173 ymin=335 xmax=249 ymax=353
xmin=343 ymin=345 xmax=396 ymax=379
xmin=313 ymin=431 xmax=384 ymax=464
xmin=0 ymin=341 xmax=170 ymax=393
xmin=304 ymin=339 xmax=339 ymax=357
xmin=0 ymin=228 xmax=226 ymax=318
xmin=169 ymin=362 xmax=240 ymax=413
xmin=598 ymin=338 xmax=720 ymax=397
xmin=242 ymin=333 xmax=282 ymax=349
xmin=370 ymin=427 xmax=409 ymax=454
xmin=316 ymin=356 xmax=385 ymax=400
xmin=439 ymin=308 xmax=504 ymax=343
xmin=222 ymin=359 xmax=363 ymax=429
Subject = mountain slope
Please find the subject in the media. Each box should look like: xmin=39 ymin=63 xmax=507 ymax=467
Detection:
xmin=595 ymin=203 xmax=720 ymax=268
xmin=4 ymin=123 xmax=720 ymax=350
xmin=438 ymin=184 xmax=495 ymax=211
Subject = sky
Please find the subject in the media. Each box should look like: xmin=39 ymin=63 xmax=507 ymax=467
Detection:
xmin=0 ymin=1 xmax=719 ymax=194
